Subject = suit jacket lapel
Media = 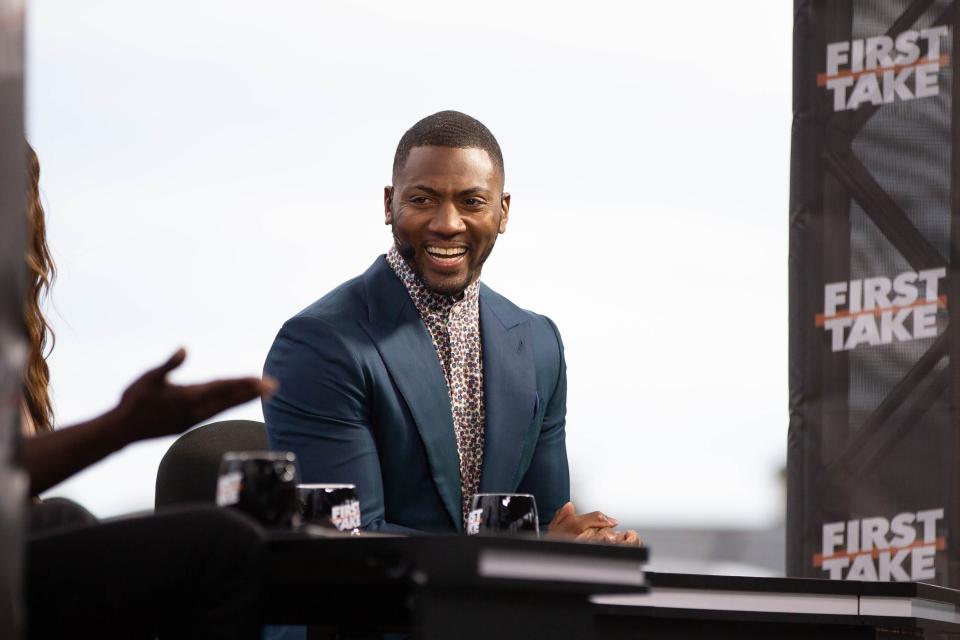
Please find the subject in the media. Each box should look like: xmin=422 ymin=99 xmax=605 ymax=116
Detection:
xmin=360 ymin=257 xmax=462 ymax=530
xmin=479 ymin=285 xmax=539 ymax=493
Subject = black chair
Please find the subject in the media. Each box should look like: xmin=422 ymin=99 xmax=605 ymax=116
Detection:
xmin=155 ymin=419 xmax=269 ymax=509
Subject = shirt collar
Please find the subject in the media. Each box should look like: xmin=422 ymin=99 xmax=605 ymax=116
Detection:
xmin=386 ymin=245 xmax=481 ymax=317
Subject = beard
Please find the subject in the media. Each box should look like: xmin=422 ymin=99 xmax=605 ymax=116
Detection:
xmin=392 ymin=232 xmax=496 ymax=298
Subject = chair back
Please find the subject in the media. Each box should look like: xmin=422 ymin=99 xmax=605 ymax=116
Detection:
xmin=155 ymin=419 xmax=268 ymax=508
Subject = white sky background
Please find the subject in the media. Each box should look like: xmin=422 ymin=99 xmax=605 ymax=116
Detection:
xmin=26 ymin=0 xmax=791 ymax=527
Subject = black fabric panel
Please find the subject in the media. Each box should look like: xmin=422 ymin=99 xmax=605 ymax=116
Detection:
xmin=789 ymin=0 xmax=960 ymax=586
xmin=0 ymin=6 xmax=28 ymax=638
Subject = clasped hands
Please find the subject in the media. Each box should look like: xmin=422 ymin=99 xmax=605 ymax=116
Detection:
xmin=547 ymin=502 xmax=642 ymax=547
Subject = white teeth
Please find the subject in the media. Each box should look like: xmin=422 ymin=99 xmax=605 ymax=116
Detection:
xmin=426 ymin=247 xmax=467 ymax=257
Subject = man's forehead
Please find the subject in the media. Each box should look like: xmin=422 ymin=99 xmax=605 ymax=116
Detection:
xmin=395 ymin=146 xmax=501 ymax=187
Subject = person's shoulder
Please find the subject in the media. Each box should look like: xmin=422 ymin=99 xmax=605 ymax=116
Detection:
xmin=292 ymin=273 xmax=366 ymax=328
xmin=266 ymin=265 xmax=377 ymax=368
xmin=480 ymin=283 xmax=562 ymax=340
xmin=285 ymin=255 xmax=391 ymax=330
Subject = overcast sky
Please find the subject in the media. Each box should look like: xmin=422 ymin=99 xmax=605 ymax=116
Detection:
xmin=26 ymin=0 xmax=791 ymax=527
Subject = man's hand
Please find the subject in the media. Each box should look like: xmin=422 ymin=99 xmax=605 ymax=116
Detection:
xmin=548 ymin=501 xmax=618 ymax=537
xmin=575 ymin=527 xmax=643 ymax=546
xmin=547 ymin=502 xmax=643 ymax=547
xmin=109 ymin=348 xmax=276 ymax=445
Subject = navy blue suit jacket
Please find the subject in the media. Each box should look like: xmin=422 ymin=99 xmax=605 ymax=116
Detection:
xmin=263 ymin=256 xmax=569 ymax=533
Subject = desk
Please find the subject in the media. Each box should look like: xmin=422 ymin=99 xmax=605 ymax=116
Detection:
xmin=596 ymin=572 xmax=960 ymax=639
xmin=266 ymin=534 xmax=960 ymax=639
xmin=267 ymin=533 xmax=647 ymax=639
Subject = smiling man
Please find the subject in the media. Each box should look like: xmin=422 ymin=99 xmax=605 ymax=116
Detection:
xmin=264 ymin=111 xmax=637 ymax=543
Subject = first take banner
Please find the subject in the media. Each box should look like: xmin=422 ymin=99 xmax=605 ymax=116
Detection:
xmin=789 ymin=0 xmax=960 ymax=585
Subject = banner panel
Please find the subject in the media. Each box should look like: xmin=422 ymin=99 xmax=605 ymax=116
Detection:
xmin=789 ymin=0 xmax=960 ymax=585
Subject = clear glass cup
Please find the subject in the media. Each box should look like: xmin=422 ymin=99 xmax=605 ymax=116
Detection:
xmin=295 ymin=483 xmax=361 ymax=532
xmin=216 ymin=451 xmax=300 ymax=529
xmin=467 ymin=493 xmax=539 ymax=537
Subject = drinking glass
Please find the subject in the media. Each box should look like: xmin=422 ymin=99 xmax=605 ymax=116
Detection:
xmin=295 ymin=483 xmax=362 ymax=532
xmin=467 ymin=493 xmax=539 ymax=537
xmin=216 ymin=451 xmax=300 ymax=529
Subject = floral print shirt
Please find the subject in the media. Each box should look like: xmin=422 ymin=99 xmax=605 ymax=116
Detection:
xmin=387 ymin=246 xmax=485 ymax=525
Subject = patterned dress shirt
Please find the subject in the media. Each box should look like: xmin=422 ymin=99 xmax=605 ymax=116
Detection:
xmin=387 ymin=246 xmax=485 ymax=524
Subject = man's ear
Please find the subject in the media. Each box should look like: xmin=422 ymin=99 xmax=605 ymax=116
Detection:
xmin=498 ymin=192 xmax=511 ymax=234
xmin=383 ymin=186 xmax=393 ymax=225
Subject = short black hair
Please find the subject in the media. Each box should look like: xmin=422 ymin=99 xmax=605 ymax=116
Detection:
xmin=392 ymin=110 xmax=504 ymax=181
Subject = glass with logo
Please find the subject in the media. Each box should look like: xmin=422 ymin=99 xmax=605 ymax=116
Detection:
xmin=295 ymin=483 xmax=362 ymax=533
xmin=216 ymin=451 xmax=300 ymax=529
xmin=467 ymin=493 xmax=539 ymax=537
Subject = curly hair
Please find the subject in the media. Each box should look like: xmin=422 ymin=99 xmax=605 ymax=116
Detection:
xmin=22 ymin=143 xmax=56 ymax=434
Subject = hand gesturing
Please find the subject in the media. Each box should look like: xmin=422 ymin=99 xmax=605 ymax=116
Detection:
xmin=111 ymin=348 xmax=275 ymax=444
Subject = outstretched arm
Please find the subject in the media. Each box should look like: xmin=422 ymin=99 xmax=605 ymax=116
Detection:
xmin=23 ymin=349 xmax=272 ymax=494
